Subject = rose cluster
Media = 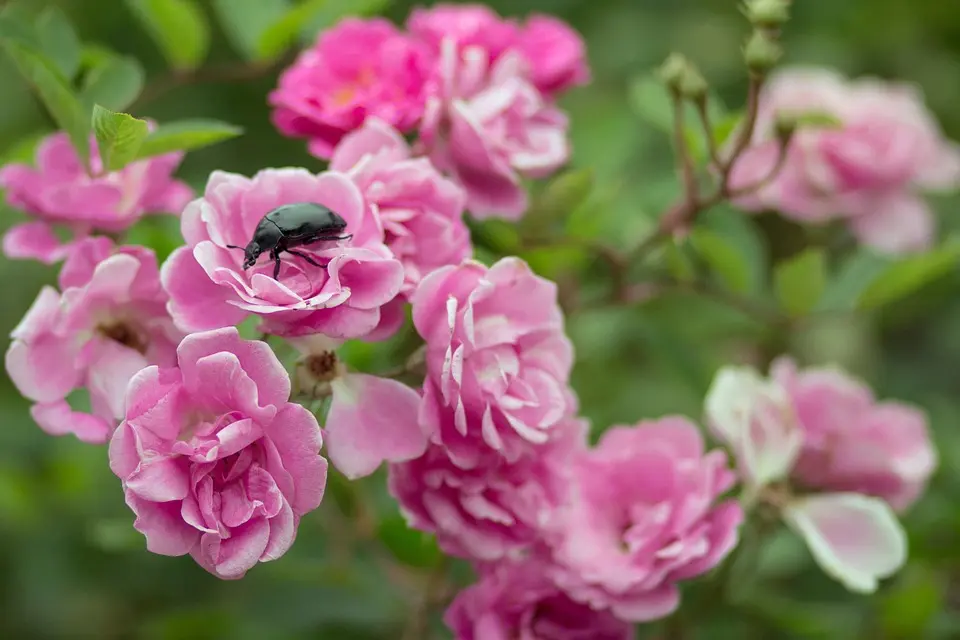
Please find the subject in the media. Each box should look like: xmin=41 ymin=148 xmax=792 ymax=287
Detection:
xmin=730 ymin=68 xmax=960 ymax=254
xmin=706 ymin=358 xmax=936 ymax=593
xmin=270 ymin=3 xmax=588 ymax=219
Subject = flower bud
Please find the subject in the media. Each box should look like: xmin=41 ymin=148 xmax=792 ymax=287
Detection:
xmin=742 ymin=0 xmax=790 ymax=29
xmin=658 ymin=53 xmax=708 ymax=100
xmin=743 ymin=30 xmax=783 ymax=74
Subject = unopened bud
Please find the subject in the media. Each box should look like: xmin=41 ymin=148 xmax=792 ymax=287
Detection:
xmin=658 ymin=53 xmax=708 ymax=101
xmin=743 ymin=30 xmax=783 ymax=74
xmin=773 ymin=112 xmax=798 ymax=141
xmin=658 ymin=53 xmax=689 ymax=95
xmin=742 ymin=0 xmax=790 ymax=29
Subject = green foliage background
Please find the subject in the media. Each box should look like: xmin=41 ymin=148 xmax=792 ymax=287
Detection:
xmin=0 ymin=1 xmax=959 ymax=638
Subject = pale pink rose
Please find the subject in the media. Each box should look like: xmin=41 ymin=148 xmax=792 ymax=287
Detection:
xmin=519 ymin=15 xmax=590 ymax=96
xmin=420 ymin=41 xmax=570 ymax=219
xmin=729 ymin=68 xmax=960 ymax=254
xmin=160 ymin=168 xmax=404 ymax=339
xmin=0 ymin=132 xmax=192 ymax=263
xmin=108 ymin=327 xmax=327 ymax=579
xmin=547 ymin=417 xmax=743 ymax=622
xmin=412 ymin=257 xmax=575 ymax=469
xmin=389 ymin=417 xmax=585 ymax=561
xmin=784 ymin=493 xmax=907 ymax=593
xmin=771 ymin=357 xmax=936 ymax=512
xmin=4 ymin=239 xmax=183 ymax=443
xmin=269 ymin=18 xmax=432 ymax=159
xmin=407 ymin=3 xmax=520 ymax=62
xmin=445 ymin=557 xmax=633 ymax=640
xmin=330 ymin=117 xmax=471 ymax=296
xmin=705 ymin=365 xmax=802 ymax=491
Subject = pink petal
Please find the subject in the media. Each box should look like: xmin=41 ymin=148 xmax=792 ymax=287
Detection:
xmin=161 ymin=246 xmax=247 ymax=332
xmin=848 ymin=193 xmax=934 ymax=255
xmin=262 ymin=404 xmax=327 ymax=515
xmin=86 ymin=339 xmax=151 ymax=420
xmin=261 ymin=499 xmax=296 ymax=562
xmin=2 ymin=222 xmax=70 ymax=262
xmin=126 ymin=492 xmax=200 ymax=556
xmin=31 ymin=400 xmax=113 ymax=443
xmin=784 ymin=492 xmax=907 ymax=593
xmin=326 ymin=374 xmax=428 ymax=479
xmin=329 ymin=116 xmax=408 ymax=172
xmin=199 ymin=516 xmax=271 ymax=579
xmin=126 ymin=456 xmax=191 ymax=502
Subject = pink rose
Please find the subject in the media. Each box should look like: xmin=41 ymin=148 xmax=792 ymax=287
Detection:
xmin=108 ymin=327 xmax=328 ymax=579
xmin=161 ymin=168 xmax=404 ymax=339
xmin=0 ymin=132 xmax=192 ymax=263
xmin=4 ymin=238 xmax=183 ymax=443
xmin=389 ymin=417 xmax=585 ymax=561
xmin=444 ymin=557 xmax=632 ymax=640
xmin=771 ymin=357 xmax=936 ymax=512
xmin=729 ymin=68 xmax=960 ymax=254
xmin=407 ymin=3 xmax=520 ymax=62
xmin=412 ymin=257 xmax=575 ymax=469
xmin=269 ymin=18 xmax=432 ymax=159
xmin=420 ymin=41 xmax=570 ymax=219
xmin=330 ymin=117 xmax=471 ymax=296
xmin=519 ymin=15 xmax=591 ymax=96
xmin=547 ymin=417 xmax=743 ymax=622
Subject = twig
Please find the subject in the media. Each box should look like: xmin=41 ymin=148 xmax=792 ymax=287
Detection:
xmin=726 ymin=131 xmax=791 ymax=198
xmin=694 ymin=97 xmax=723 ymax=169
xmin=672 ymin=91 xmax=699 ymax=205
xmin=130 ymin=59 xmax=285 ymax=111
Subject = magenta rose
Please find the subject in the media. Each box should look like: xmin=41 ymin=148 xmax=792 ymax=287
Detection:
xmin=0 ymin=132 xmax=192 ymax=263
xmin=5 ymin=238 xmax=183 ymax=443
xmin=772 ymin=357 xmax=936 ymax=512
xmin=270 ymin=18 xmax=432 ymax=159
xmin=330 ymin=117 xmax=471 ymax=297
xmin=161 ymin=168 xmax=404 ymax=339
xmin=389 ymin=416 xmax=584 ymax=562
xmin=407 ymin=3 xmax=520 ymax=62
xmin=547 ymin=417 xmax=743 ymax=622
xmin=412 ymin=257 xmax=575 ymax=469
xmin=420 ymin=42 xmax=570 ymax=219
xmin=519 ymin=15 xmax=591 ymax=96
xmin=445 ymin=557 xmax=633 ymax=640
xmin=108 ymin=327 xmax=328 ymax=579
xmin=729 ymin=68 xmax=960 ymax=254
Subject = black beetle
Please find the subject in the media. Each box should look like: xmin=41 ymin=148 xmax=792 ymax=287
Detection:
xmin=226 ymin=202 xmax=352 ymax=280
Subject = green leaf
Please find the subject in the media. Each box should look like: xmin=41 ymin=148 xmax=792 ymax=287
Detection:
xmin=858 ymin=238 xmax=960 ymax=310
xmin=81 ymin=55 xmax=145 ymax=112
xmin=376 ymin=513 xmax=441 ymax=568
xmin=880 ymin=564 xmax=942 ymax=637
xmin=257 ymin=0 xmax=328 ymax=60
xmin=0 ymin=39 xmax=89 ymax=168
xmin=36 ymin=6 xmax=80 ymax=80
xmin=125 ymin=0 xmax=209 ymax=70
xmin=663 ymin=238 xmax=696 ymax=283
xmin=774 ymin=248 xmax=826 ymax=316
xmin=816 ymin=249 xmax=891 ymax=312
xmin=713 ymin=111 xmax=744 ymax=148
xmin=628 ymin=75 xmax=674 ymax=132
xmin=698 ymin=206 xmax=768 ymax=294
xmin=135 ymin=119 xmax=243 ymax=160
xmin=522 ymin=168 xmax=594 ymax=237
xmin=92 ymin=105 xmax=149 ymax=172
xmin=212 ymin=0 xmax=290 ymax=60
xmin=689 ymin=228 xmax=752 ymax=294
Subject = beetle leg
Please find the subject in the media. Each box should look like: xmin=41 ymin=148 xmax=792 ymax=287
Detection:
xmin=285 ymin=249 xmax=328 ymax=270
xmin=272 ymin=252 xmax=282 ymax=280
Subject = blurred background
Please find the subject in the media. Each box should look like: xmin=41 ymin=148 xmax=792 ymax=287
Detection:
xmin=1 ymin=0 xmax=959 ymax=638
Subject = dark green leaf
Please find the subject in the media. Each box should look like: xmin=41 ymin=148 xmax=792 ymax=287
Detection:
xmin=36 ymin=7 xmax=80 ymax=80
xmin=81 ymin=55 xmax=145 ymax=112
xmin=690 ymin=228 xmax=752 ymax=294
xmin=522 ymin=168 xmax=594 ymax=237
xmin=698 ymin=207 xmax=768 ymax=294
xmin=212 ymin=0 xmax=290 ymax=60
xmin=0 ymin=39 xmax=89 ymax=168
xmin=125 ymin=0 xmax=209 ymax=70
xmin=256 ymin=0 xmax=328 ymax=60
xmin=774 ymin=248 xmax=826 ymax=316
xmin=135 ymin=119 xmax=243 ymax=160
xmin=91 ymin=105 xmax=149 ymax=172
xmin=858 ymin=238 xmax=960 ymax=310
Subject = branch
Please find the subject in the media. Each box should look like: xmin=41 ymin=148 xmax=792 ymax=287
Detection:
xmin=672 ymin=91 xmax=699 ymax=205
xmin=130 ymin=59 xmax=285 ymax=111
xmin=694 ymin=98 xmax=723 ymax=169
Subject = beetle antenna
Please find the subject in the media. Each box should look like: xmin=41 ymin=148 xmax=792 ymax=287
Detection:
xmin=225 ymin=244 xmax=243 ymax=250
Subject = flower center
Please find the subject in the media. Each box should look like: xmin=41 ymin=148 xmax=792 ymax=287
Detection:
xmin=305 ymin=351 xmax=340 ymax=382
xmin=97 ymin=320 xmax=148 ymax=354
